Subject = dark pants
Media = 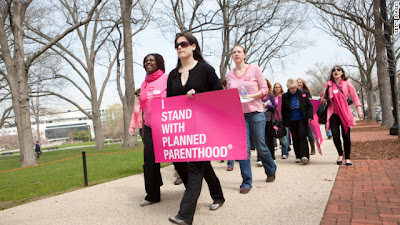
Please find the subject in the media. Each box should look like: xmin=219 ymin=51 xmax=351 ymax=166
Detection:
xmin=330 ymin=113 xmax=351 ymax=159
xmin=173 ymin=162 xmax=188 ymax=187
xmin=143 ymin=125 xmax=163 ymax=202
xmin=265 ymin=120 xmax=275 ymax=160
xmin=177 ymin=161 xmax=225 ymax=224
xmin=289 ymin=119 xmax=310 ymax=160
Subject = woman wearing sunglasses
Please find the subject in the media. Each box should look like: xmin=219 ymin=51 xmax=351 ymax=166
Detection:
xmin=226 ymin=45 xmax=277 ymax=195
xmin=320 ymin=66 xmax=363 ymax=166
xmin=167 ymin=32 xmax=225 ymax=225
xmin=281 ymin=79 xmax=313 ymax=165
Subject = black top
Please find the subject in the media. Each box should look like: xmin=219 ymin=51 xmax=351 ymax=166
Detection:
xmin=167 ymin=61 xmax=222 ymax=97
xmin=281 ymin=89 xmax=313 ymax=127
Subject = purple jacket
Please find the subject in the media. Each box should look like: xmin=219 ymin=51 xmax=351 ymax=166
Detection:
xmin=263 ymin=94 xmax=277 ymax=121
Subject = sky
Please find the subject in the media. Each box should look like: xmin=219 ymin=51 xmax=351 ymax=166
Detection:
xmin=99 ymin=25 xmax=356 ymax=108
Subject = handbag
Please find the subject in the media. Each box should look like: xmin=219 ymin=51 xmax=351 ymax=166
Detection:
xmin=272 ymin=107 xmax=287 ymax=138
xmin=317 ymin=86 xmax=330 ymax=124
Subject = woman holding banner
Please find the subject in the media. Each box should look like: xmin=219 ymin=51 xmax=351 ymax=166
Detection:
xmin=281 ymin=79 xmax=313 ymax=165
xmin=320 ymin=66 xmax=363 ymax=166
xmin=273 ymin=83 xmax=291 ymax=159
xmin=226 ymin=45 xmax=277 ymax=195
xmin=167 ymin=32 xmax=225 ymax=225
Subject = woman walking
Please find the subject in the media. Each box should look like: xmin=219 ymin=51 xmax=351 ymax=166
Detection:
xmin=273 ymin=83 xmax=291 ymax=159
xmin=320 ymin=66 xmax=363 ymax=165
xmin=281 ymin=79 xmax=313 ymax=165
xmin=297 ymin=78 xmax=316 ymax=155
xmin=138 ymin=53 xmax=168 ymax=206
xmin=167 ymin=32 xmax=225 ymax=225
xmin=226 ymin=45 xmax=277 ymax=194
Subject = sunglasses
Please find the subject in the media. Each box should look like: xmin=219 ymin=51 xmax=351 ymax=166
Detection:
xmin=332 ymin=68 xmax=342 ymax=72
xmin=175 ymin=41 xmax=191 ymax=49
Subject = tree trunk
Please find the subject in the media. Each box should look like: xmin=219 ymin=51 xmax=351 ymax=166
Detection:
xmin=120 ymin=0 xmax=138 ymax=148
xmin=366 ymin=88 xmax=375 ymax=121
xmin=373 ymin=0 xmax=394 ymax=127
xmin=92 ymin=106 xmax=105 ymax=149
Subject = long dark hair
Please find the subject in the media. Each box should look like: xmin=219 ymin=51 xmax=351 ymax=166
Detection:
xmin=143 ymin=53 xmax=165 ymax=73
xmin=329 ymin=65 xmax=348 ymax=82
xmin=175 ymin=32 xmax=205 ymax=69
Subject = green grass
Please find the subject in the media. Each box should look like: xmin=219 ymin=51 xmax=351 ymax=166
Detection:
xmin=0 ymin=143 xmax=170 ymax=210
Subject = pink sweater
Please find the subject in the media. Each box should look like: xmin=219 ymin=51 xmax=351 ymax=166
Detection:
xmin=140 ymin=72 xmax=169 ymax=127
xmin=128 ymin=102 xmax=142 ymax=133
xmin=320 ymin=80 xmax=361 ymax=131
xmin=226 ymin=64 xmax=268 ymax=113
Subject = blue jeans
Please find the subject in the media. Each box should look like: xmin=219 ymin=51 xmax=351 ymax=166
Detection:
xmin=239 ymin=112 xmax=277 ymax=189
xmin=280 ymin=127 xmax=290 ymax=156
xmin=325 ymin=125 xmax=332 ymax=137
xmin=227 ymin=160 xmax=234 ymax=167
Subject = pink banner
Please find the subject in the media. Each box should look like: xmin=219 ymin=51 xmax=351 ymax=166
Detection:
xmin=150 ymin=89 xmax=247 ymax=163
xmin=310 ymin=99 xmax=323 ymax=155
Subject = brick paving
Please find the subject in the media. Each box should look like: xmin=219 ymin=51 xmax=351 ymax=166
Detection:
xmin=321 ymin=159 xmax=400 ymax=225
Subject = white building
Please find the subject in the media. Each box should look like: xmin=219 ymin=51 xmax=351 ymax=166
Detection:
xmin=0 ymin=106 xmax=107 ymax=142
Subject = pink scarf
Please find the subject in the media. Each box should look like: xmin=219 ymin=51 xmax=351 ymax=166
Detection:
xmin=331 ymin=84 xmax=353 ymax=134
xmin=140 ymin=69 xmax=164 ymax=110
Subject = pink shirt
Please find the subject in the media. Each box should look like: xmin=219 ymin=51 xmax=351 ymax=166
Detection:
xmin=226 ymin=64 xmax=268 ymax=113
xmin=140 ymin=73 xmax=168 ymax=127
xmin=128 ymin=102 xmax=142 ymax=133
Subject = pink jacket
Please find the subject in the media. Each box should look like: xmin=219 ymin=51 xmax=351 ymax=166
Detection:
xmin=321 ymin=80 xmax=361 ymax=131
xmin=128 ymin=102 xmax=142 ymax=133
xmin=140 ymin=72 xmax=168 ymax=127
xmin=226 ymin=64 xmax=268 ymax=113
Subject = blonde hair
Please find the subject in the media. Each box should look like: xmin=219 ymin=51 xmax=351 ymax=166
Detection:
xmin=265 ymin=79 xmax=272 ymax=94
xmin=286 ymin=79 xmax=298 ymax=89
xmin=297 ymin=78 xmax=312 ymax=95
xmin=273 ymin=83 xmax=284 ymax=97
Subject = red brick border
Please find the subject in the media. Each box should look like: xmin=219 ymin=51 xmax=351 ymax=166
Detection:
xmin=321 ymin=160 xmax=400 ymax=225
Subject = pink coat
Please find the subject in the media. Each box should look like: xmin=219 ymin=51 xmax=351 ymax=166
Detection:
xmin=128 ymin=102 xmax=142 ymax=133
xmin=321 ymin=80 xmax=361 ymax=131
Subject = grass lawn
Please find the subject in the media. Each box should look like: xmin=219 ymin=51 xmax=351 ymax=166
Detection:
xmin=0 ymin=143 xmax=170 ymax=210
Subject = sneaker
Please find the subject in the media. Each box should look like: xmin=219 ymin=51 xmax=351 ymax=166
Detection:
xmin=282 ymin=155 xmax=288 ymax=159
xmin=219 ymin=160 xmax=225 ymax=163
xmin=327 ymin=135 xmax=333 ymax=140
xmin=174 ymin=178 xmax=183 ymax=185
xmin=240 ymin=187 xmax=251 ymax=194
xmin=257 ymin=161 xmax=263 ymax=167
xmin=295 ymin=158 xmax=301 ymax=163
xmin=301 ymin=157 xmax=309 ymax=165
xmin=227 ymin=166 xmax=233 ymax=171
xmin=266 ymin=174 xmax=276 ymax=182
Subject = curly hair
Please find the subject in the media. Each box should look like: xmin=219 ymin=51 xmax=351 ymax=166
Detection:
xmin=143 ymin=53 xmax=165 ymax=73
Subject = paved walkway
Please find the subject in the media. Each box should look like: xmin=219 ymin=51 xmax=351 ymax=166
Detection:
xmin=322 ymin=159 xmax=400 ymax=225
xmin=0 ymin=125 xmax=340 ymax=225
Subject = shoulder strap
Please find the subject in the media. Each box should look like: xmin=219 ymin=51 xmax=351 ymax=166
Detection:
xmin=333 ymin=81 xmax=344 ymax=94
xmin=273 ymin=106 xmax=282 ymax=120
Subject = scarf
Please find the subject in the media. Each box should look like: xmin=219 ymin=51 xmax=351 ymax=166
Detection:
xmin=140 ymin=69 xmax=164 ymax=110
xmin=331 ymin=83 xmax=353 ymax=134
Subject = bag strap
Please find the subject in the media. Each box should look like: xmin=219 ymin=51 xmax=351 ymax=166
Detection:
xmin=273 ymin=106 xmax=282 ymax=120
xmin=333 ymin=81 xmax=351 ymax=100
xmin=323 ymin=85 xmax=330 ymax=100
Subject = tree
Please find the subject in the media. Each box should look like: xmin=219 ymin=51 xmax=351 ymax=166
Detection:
xmin=315 ymin=5 xmax=377 ymax=120
xmin=302 ymin=0 xmax=394 ymax=127
xmin=117 ymin=0 xmax=155 ymax=148
xmin=0 ymin=0 xmax=101 ymax=167
xmin=104 ymin=103 xmax=123 ymax=139
xmin=305 ymin=62 xmax=331 ymax=96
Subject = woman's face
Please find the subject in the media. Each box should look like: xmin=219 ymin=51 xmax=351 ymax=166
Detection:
xmin=175 ymin=36 xmax=195 ymax=60
xmin=232 ymin=46 xmax=246 ymax=64
xmin=144 ymin=55 xmax=158 ymax=74
xmin=331 ymin=67 xmax=343 ymax=80
xmin=274 ymin=84 xmax=282 ymax=94
xmin=297 ymin=80 xmax=303 ymax=90
xmin=289 ymin=87 xmax=297 ymax=94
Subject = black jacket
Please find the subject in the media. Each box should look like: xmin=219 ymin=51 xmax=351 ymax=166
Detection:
xmin=281 ymin=89 xmax=313 ymax=127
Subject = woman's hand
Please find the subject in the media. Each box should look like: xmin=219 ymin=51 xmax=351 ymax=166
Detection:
xmin=187 ymin=89 xmax=195 ymax=99
xmin=357 ymin=106 xmax=364 ymax=119
xmin=129 ymin=129 xmax=134 ymax=136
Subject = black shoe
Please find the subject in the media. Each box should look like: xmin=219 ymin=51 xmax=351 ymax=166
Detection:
xmin=168 ymin=216 xmax=188 ymax=225
xmin=210 ymin=203 xmax=223 ymax=210
xmin=345 ymin=160 xmax=352 ymax=166
xmin=336 ymin=161 xmax=342 ymax=165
